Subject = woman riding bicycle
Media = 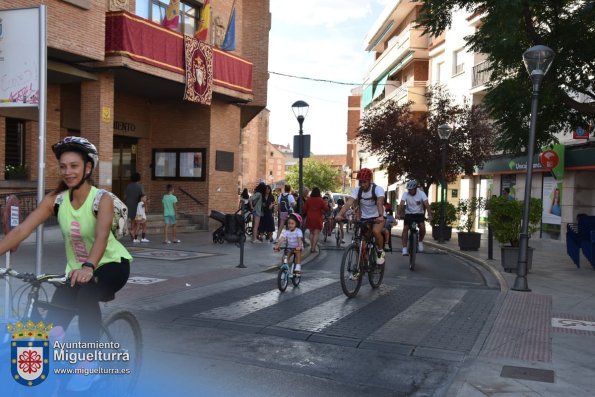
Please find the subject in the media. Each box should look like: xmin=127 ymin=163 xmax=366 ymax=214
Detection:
xmin=0 ymin=137 xmax=132 ymax=349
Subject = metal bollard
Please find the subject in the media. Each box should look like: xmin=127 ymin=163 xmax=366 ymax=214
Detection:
xmin=488 ymin=224 xmax=494 ymax=260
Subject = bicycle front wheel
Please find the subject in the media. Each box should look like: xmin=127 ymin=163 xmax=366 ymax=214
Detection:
xmin=368 ymin=248 xmax=384 ymax=288
xmin=100 ymin=311 xmax=143 ymax=396
xmin=409 ymin=231 xmax=418 ymax=271
xmin=340 ymin=244 xmax=363 ymax=298
xmin=277 ymin=267 xmax=289 ymax=291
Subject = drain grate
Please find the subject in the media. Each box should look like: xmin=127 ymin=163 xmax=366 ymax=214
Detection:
xmin=500 ymin=365 xmax=555 ymax=383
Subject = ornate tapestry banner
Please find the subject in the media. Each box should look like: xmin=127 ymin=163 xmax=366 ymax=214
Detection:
xmin=183 ymin=36 xmax=213 ymax=105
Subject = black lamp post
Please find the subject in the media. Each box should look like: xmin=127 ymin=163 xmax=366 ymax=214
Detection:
xmin=358 ymin=149 xmax=366 ymax=171
xmin=512 ymin=45 xmax=555 ymax=292
xmin=292 ymin=100 xmax=309 ymax=215
xmin=437 ymin=124 xmax=452 ymax=244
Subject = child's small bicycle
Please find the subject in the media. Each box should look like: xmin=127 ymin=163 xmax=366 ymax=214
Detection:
xmin=277 ymin=246 xmax=301 ymax=292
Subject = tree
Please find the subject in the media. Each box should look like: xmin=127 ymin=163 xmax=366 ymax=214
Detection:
xmin=417 ymin=0 xmax=595 ymax=152
xmin=357 ymin=85 xmax=495 ymax=193
xmin=286 ymin=159 xmax=341 ymax=192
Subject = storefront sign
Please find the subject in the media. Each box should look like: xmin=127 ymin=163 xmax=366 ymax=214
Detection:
xmin=573 ymin=125 xmax=590 ymax=140
xmin=0 ymin=8 xmax=40 ymax=107
xmin=113 ymin=121 xmax=136 ymax=132
xmin=539 ymin=150 xmax=559 ymax=169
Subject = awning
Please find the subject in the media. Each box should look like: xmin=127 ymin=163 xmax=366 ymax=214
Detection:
xmin=361 ymin=84 xmax=374 ymax=108
xmin=388 ymin=51 xmax=414 ymax=77
xmin=372 ymin=73 xmax=389 ymax=100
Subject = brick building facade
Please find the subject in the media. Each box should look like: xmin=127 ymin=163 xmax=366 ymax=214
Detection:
xmin=0 ymin=0 xmax=270 ymax=220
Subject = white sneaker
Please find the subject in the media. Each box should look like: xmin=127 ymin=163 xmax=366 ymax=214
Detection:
xmin=141 ymin=238 xmax=150 ymax=243
xmin=402 ymin=247 xmax=409 ymax=256
xmin=294 ymin=264 xmax=301 ymax=273
xmin=132 ymin=239 xmax=140 ymax=243
xmin=376 ymin=250 xmax=385 ymax=265
xmin=418 ymin=242 xmax=424 ymax=252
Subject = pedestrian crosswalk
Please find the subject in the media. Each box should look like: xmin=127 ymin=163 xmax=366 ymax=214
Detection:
xmin=176 ymin=274 xmax=500 ymax=355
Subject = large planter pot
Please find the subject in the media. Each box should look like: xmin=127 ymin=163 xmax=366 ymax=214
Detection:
xmin=458 ymin=232 xmax=481 ymax=251
xmin=501 ymin=246 xmax=534 ymax=273
xmin=432 ymin=226 xmax=452 ymax=241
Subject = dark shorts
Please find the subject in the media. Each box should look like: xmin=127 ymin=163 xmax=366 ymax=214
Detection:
xmin=403 ymin=213 xmax=425 ymax=227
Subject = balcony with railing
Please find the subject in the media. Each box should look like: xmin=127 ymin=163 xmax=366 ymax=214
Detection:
xmin=377 ymin=81 xmax=427 ymax=112
xmin=104 ymin=11 xmax=253 ymax=99
xmin=366 ymin=23 xmax=429 ymax=84
xmin=472 ymin=60 xmax=492 ymax=89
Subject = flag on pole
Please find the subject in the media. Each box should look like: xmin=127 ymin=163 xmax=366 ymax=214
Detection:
xmin=195 ymin=0 xmax=210 ymax=42
xmin=162 ymin=0 xmax=180 ymax=30
xmin=220 ymin=4 xmax=236 ymax=51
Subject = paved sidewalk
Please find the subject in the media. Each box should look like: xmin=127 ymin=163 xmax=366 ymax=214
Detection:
xmin=392 ymin=225 xmax=595 ymax=396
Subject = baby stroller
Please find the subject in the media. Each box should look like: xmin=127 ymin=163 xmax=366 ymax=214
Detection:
xmin=210 ymin=210 xmax=226 ymax=244
xmin=209 ymin=210 xmax=247 ymax=244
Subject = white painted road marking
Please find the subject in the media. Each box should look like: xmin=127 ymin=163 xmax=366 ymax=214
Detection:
xmin=128 ymin=276 xmax=167 ymax=285
xmin=552 ymin=318 xmax=595 ymax=332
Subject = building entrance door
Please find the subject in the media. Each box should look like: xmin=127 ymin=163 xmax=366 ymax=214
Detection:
xmin=112 ymin=136 xmax=138 ymax=198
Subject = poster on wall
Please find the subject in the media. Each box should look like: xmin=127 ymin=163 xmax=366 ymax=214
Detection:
xmin=542 ymin=175 xmax=562 ymax=226
xmin=479 ymin=177 xmax=494 ymax=227
xmin=0 ymin=8 xmax=40 ymax=107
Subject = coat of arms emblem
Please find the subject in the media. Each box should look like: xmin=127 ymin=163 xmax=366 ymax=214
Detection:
xmin=8 ymin=320 xmax=52 ymax=387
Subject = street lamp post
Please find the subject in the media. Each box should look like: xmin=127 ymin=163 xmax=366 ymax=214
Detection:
xmin=512 ymin=45 xmax=555 ymax=292
xmin=437 ymin=124 xmax=452 ymax=244
xmin=292 ymin=100 xmax=309 ymax=215
xmin=358 ymin=149 xmax=366 ymax=171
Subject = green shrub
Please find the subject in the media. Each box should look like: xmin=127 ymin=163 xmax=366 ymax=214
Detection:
xmin=456 ymin=197 xmax=486 ymax=233
xmin=488 ymin=196 xmax=542 ymax=246
xmin=429 ymin=201 xmax=457 ymax=227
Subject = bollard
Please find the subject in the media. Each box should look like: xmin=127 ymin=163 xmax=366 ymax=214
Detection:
xmin=237 ymin=234 xmax=246 ymax=268
xmin=488 ymin=224 xmax=494 ymax=260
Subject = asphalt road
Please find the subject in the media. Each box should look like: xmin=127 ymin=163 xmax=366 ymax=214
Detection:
xmin=126 ymin=234 xmax=500 ymax=397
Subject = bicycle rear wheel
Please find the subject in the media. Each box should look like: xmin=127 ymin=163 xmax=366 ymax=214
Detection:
xmin=368 ymin=247 xmax=384 ymax=288
xmin=291 ymin=265 xmax=301 ymax=287
xmin=409 ymin=231 xmax=418 ymax=271
xmin=277 ymin=267 xmax=289 ymax=291
xmin=340 ymin=244 xmax=363 ymax=298
xmin=100 ymin=311 xmax=143 ymax=396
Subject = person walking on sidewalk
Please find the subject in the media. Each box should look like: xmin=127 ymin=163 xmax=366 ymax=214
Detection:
xmin=124 ymin=172 xmax=144 ymax=242
xmin=277 ymin=184 xmax=296 ymax=237
xmin=335 ymin=168 xmax=386 ymax=266
xmin=162 ymin=184 xmax=180 ymax=244
xmin=397 ymin=180 xmax=432 ymax=255
xmin=249 ymin=182 xmax=266 ymax=243
xmin=259 ymin=185 xmax=276 ymax=242
xmin=303 ymin=187 xmax=328 ymax=254
xmin=133 ymin=194 xmax=150 ymax=243
xmin=0 ymin=136 xmax=132 ymax=391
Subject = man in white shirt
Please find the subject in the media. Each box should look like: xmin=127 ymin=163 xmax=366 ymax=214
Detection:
xmin=397 ymin=180 xmax=432 ymax=255
xmin=335 ymin=168 xmax=386 ymax=265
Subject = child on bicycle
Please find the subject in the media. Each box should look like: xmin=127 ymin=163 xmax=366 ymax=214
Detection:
xmin=333 ymin=198 xmax=346 ymax=243
xmin=383 ymin=208 xmax=395 ymax=251
xmin=273 ymin=213 xmax=303 ymax=274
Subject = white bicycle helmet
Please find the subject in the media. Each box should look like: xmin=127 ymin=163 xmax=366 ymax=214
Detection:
xmin=52 ymin=136 xmax=99 ymax=170
xmin=406 ymin=180 xmax=418 ymax=190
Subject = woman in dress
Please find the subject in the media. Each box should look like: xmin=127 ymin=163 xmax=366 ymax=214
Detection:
xmin=259 ymin=185 xmax=276 ymax=242
xmin=249 ymin=182 xmax=266 ymax=243
xmin=303 ymin=187 xmax=328 ymax=253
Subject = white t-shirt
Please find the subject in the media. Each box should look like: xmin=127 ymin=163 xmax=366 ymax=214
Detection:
xmin=281 ymin=228 xmax=303 ymax=249
xmin=400 ymin=190 xmax=428 ymax=214
xmin=351 ymin=184 xmax=385 ymax=219
xmin=135 ymin=202 xmax=146 ymax=221
xmin=278 ymin=193 xmax=295 ymax=212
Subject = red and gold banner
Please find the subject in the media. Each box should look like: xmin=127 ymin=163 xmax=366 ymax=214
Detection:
xmin=183 ymin=35 xmax=213 ymax=105
xmin=105 ymin=12 xmax=252 ymax=95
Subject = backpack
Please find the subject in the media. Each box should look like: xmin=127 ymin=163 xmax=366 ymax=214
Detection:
xmin=54 ymin=189 xmax=129 ymax=239
xmin=357 ymin=183 xmax=378 ymax=205
xmin=279 ymin=193 xmax=292 ymax=214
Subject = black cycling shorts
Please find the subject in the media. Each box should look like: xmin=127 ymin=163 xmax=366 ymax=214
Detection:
xmin=403 ymin=213 xmax=425 ymax=227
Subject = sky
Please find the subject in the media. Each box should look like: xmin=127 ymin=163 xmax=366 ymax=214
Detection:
xmin=267 ymin=0 xmax=392 ymax=155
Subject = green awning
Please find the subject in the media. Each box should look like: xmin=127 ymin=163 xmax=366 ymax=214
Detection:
xmin=388 ymin=51 xmax=414 ymax=77
xmin=372 ymin=73 xmax=389 ymax=100
xmin=361 ymin=84 xmax=374 ymax=109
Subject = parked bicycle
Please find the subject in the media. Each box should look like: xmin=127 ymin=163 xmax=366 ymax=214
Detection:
xmin=0 ymin=268 xmax=142 ymax=396
xmin=339 ymin=219 xmax=385 ymax=298
xmin=275 ymin=246 xmax=301 ymax=292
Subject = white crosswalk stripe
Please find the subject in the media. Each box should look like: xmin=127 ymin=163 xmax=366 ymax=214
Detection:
xmin=196 ymin=277 xmax=337 ymax=321
xmin=276 ymin=285 xmax=395 ymax=333
xmin=368 ymin=288 xmax=467 ymax=345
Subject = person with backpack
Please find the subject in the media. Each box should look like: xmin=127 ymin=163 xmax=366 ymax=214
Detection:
xmin=0 ymin=137 xmax=131 ymax=390
xmin=277 ymin=184 xmax=295 ymax=240
xmin=335 ymin=168 xmax=386 ymax=266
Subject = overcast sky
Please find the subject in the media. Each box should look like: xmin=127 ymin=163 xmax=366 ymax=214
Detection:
xmin=267 ymin=0 xmax=391 ymax=155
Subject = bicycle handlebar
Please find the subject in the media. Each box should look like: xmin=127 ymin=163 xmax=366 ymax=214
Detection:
xmin=0 ymin=268 xmax=68 ymax=285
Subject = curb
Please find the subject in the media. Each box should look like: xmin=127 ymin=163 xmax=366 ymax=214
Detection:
xmin=424 ymin=240 xmax=509 ymax=293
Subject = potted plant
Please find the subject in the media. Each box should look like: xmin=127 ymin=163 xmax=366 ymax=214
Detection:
xmin=429 ymin=201 xmax=456 ymax=241
xmin=456 ymin=197 xmax=485 ymax=250
xmin=5 ymin=164 xmax=27 ymax=180
xmin=488 ymin=196 xmax=542 ymax=272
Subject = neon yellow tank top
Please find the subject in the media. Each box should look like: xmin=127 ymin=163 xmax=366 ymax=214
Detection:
xmin=58 ymin=186 xmax=132 ymax=275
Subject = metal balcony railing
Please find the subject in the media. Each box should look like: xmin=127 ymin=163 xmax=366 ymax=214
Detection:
xmin=472 ymin=60 xmax=492 ymax=88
